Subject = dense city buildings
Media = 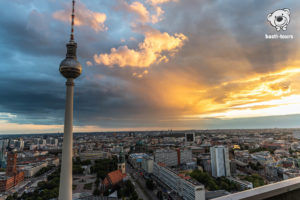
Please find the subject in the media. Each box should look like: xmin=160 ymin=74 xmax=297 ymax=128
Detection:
xmin=1 ymin=129 xmax=300 ymax=199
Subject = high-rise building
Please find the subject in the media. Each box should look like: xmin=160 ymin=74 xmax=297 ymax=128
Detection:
xmin=185 ymin=132 xmax=195 ymax=146
xmin=58 ymin=0 xmax=82 ymax=199
xmin=210 ymin=146 xmax=231 ymax=177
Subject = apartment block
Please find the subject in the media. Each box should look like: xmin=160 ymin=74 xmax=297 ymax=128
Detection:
xmin=153 ymin=162 xmax=205 ymax=200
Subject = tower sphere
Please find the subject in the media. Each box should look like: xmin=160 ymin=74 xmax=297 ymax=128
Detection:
xmin=59 ymin=58 xmax=82 ymax=79
xmin=59 ymin=42 xmax=82 ymax=79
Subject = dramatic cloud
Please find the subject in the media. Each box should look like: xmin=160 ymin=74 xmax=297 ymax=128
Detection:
xmin=150 ymin=6 xmax=164 ymax=24
xmin=2 ymin=0 xmax=300 ymax=134
xmin=128 ymin=1 xmax=151 ymax=23
xmin=177 ymin=67 xmax=300 ymax=119
xmin=94 ymin=29 xmax=187 ymax=67
xmin=53 ymin=2 xmax=107 ymax=32
xmin=96 ymin=0 xmax=186 ymax=68
xmin=146 ymin=0 xmax=178 ymax=6
xmin=117 ymin=0 xmax=164 ymax=24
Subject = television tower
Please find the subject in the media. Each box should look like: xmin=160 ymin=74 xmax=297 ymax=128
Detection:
xmin=58 ymin=0 xmax=82 ymax=199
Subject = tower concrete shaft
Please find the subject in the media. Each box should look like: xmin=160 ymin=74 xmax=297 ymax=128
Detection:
xmin=58 ymin=0 xmax=81 ymax=198
xmin=59 ymin=78 xmax=74 ymax=200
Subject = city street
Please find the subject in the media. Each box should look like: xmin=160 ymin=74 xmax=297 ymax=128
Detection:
xmin=126 ymin=162 xmax=150 ymax=200
xmin=126 ymin=162 xmax=158 ymax=200
xmin=135 ymin=174 xmax=159 ymax=200
xmin=126 ymin=163 xmax=158 ymax=200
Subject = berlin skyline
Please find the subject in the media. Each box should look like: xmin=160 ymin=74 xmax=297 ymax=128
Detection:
xmin=1 ymin=0 xmax=300 ymax=134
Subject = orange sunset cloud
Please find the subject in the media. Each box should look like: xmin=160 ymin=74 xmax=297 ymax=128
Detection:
xmin=94 ymin=29 xmax=187 ymax=67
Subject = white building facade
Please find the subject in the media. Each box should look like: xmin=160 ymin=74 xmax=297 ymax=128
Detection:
xmin=21 ymin=162 xmax=48 ymax=178
xmin=153 ymin=162 xmax=205 ymax=200
xmin=141 ymin=156 xmax=154 ymax=173
xmin=210 ymin=146 xmax=231 ymax=177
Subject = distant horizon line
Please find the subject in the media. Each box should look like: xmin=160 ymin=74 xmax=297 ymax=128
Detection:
xmin=1 ymin=127 xmax=300 ymax=136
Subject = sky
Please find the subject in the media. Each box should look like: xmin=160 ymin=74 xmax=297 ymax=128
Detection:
xmin=1 ymin=0 xmax=300 ymax=134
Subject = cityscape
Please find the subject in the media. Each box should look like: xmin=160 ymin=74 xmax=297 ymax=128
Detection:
xmin=1 ymin=129 xmax=300 ymax=200
xmin=1 ymin=0 xmax=300 ymax=200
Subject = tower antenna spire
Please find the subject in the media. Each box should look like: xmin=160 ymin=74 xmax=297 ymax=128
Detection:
xmin=70 ymin=0 xmax=75 ymax=42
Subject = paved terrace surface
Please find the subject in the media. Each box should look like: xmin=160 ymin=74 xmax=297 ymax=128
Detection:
xmin=212 ymin=177 xmax=300 ymax=200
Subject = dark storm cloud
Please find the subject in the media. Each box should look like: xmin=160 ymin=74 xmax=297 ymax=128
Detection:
xmin=0 ymin=0 xmax=140 ymax=127
xmin=157 ymin=0 xmax=300 ymax=81
xmin=0 ymin=70 xmax=149 ymax=127
xmin=0 ymin=3 xmax=63 ymax=58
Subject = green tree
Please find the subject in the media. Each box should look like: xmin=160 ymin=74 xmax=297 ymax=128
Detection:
xmin=90 ymin=158 xmax=118 ymax=179
xmin=130 ymin=191 xmax=139 ymax=200
xmin=241 ymin=174 xmax=265 ymax=188
xmin=81 ymin=159 xmax=91 ymax=165
xmin=190 ymin=169 xmax=239 ymax=191
xmin=146 ymin=179 xmax=155 ymax=190
xmin=93 ymin=189 xmax=101 ymax=196
xmin=84 ymin=183 xmax=93 ymax=190
xmin=73 ymin=164 xmax=84 ymax=174
xmin=6 ymin=195 xmax=14 ymax=200
xmin=207 ymin=180 xmax=219 ymax=190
